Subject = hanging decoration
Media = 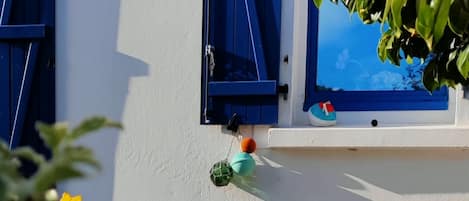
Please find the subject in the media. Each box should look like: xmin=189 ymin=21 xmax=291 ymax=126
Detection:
xmin=209 ymin=123 xmax=258 ymax=187
xmin=209 ymin=160 xmax=234 ymax=187
xmin=230 ymin=152 xmax=256 ymax=176
xmin=241 ymin=137 xmax=256 ymax=153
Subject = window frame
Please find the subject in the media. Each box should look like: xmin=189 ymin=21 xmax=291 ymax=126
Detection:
xmin=241 ymin=0 xmax=469 ymax=149
xmin=277 ymin=0 xmax=457 ymax=127
xmin=304 ymin=0 xmax=448 ymax=112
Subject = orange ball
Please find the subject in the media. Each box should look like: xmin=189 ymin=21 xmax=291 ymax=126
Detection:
xmin=241 ymin=138 xmax=256 ymax=153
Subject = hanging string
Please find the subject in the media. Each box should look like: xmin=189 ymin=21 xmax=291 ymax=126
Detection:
xmin=225 ymin=131 xmax=237 ymax=160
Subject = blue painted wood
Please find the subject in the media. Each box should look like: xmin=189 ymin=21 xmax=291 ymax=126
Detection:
xmin=10 ymin=42 xmax=40 ymax=148
xmin=18 ymin=0 xmax=54 ymax=174
xmin=304 ymin=1 xmax=448 ymax=111
xmin=0 ymin=0 xmax=13 ymax=25
xmin=0 ymin=42 xmax=10 ymax=142
xmin=0 ymin=24 xmax=46 ymax=39
xmin=244 ymin=0 xmax=268 ymax=80
xmin=0 ymin=0 xmax=55 ymax=153
xmin=201 ymin=0 xmax=281 ymax=125
xmin=208 ymin=81 xmax=277 ymax=96
xmin=10 ymin=43 xmax=26 ymax=135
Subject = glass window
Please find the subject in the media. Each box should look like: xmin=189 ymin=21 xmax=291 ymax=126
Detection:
xmin=304 ymin=1 xmax=448 ymax=111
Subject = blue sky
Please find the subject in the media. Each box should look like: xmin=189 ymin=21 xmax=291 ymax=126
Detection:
xmin=316 ymin=3 xmax=420 ymax=91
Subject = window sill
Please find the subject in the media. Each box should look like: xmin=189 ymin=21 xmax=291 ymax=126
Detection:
xmin=267 ymin=125 xmax=469 ymax=150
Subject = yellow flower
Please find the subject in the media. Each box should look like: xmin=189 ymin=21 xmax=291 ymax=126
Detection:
xmin=60 ymin=192 xmax=82 ymax=201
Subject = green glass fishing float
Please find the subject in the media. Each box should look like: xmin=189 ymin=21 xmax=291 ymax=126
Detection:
xmin=209 ymin=160 xmax=234 ymax=187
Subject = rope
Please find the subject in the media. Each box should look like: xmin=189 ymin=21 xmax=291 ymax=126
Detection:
xmin=225 ymin=132 xmax=236 ymax=160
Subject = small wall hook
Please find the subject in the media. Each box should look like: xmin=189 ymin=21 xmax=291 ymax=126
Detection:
xmin=227 ymin=113 xmax=241 ymax=132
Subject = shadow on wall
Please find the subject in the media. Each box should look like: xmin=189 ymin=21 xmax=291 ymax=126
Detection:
xmin=56 ymin=0 xmax=148 ymax=200
xmin=233 ymin=149 xmax=469 ymax=201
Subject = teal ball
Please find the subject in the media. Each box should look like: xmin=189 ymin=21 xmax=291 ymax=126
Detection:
xmin=230 ymin=152 xmax=256 ymax=176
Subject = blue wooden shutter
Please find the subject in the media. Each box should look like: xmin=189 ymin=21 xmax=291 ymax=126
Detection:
xmin=0 ymin=0 xmax=55 ymax=150
xmin=201 ymin=0 xmax=281 ymax=125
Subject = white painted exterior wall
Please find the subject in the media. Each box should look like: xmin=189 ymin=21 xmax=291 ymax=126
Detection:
xmin=56 ymin=0 xmax=469 ymax=200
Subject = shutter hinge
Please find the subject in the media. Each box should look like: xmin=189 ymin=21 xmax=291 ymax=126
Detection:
xmin=277 ymin=84 xmax=288 ymax=100
xmin=205 ymin=45 xmax=215 ymax=77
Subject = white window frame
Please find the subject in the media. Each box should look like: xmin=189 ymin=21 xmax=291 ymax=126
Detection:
xmin=247 ymin=0 xmax=469 ymax=149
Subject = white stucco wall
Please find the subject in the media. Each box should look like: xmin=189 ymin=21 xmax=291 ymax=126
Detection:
xmin=56 ymin=0 xmax=469 ymax=200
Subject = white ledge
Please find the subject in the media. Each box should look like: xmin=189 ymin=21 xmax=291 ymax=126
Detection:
xmin=268 ymin=125 xmax=469 ymax=149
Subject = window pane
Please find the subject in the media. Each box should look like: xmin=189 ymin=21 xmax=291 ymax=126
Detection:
xmin=317 ymin=3 xmax=425 ymax=91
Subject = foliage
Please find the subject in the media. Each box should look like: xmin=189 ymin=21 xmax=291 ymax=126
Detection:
xmin=313 ymin=0 xmax=469 ymax=91
xmin=400 ymin=62 xmax=426 ymax=90
xmin=0 ymin=116 xmax=122 ymax=201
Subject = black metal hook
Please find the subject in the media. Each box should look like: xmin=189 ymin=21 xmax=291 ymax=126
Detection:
xmin=227 ymin=113 xmax=241 ymax=132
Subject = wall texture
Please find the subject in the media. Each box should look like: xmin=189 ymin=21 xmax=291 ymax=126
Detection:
xmin=56 ymin=0 xmax=469 ymax=200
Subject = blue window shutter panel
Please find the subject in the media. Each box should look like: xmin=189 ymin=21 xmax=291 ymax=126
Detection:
xmin=0 ymin=43 xmax=10 ymax=140
xmin=304 ymin=1 xmax=448 ymax=111
xmin=202 ymin=0 xmax=281 ymax=125
xmin=0 ymin=0 xmax=55 ymax=157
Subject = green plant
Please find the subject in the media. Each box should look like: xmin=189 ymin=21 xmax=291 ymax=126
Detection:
xmin=0 ymin=116 xmax=122 ymax=201
xmin=313 ymin=0 xmax=469 ymax=91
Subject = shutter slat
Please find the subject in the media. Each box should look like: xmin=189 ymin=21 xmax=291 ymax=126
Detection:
xmin=208 ymin=81 xmax=277 ymax=96
xmin=0 ymin=24 xmax=46 ymax=39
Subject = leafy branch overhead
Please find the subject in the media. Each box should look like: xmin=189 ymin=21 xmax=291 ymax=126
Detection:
xmin=314 ymin=0 xmax=469 ymax=91
xmin=0 ymin=116 xmax=122 ymax=201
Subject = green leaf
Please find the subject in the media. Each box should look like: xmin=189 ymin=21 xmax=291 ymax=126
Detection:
xmin=432 ymin=0 xmax=451 ymax=47
xmin=391 ymin=0 xmax=407 ymax=29
xmin=61 ymin=146 xmax=101 ymax=170
xmin=313 ymin=0 xmax=323 ymax=7
xmin=457 ymin=45 xmax=469 ymax=79
xmin=447 ymin=50 xmax=458 ymax=70
xmin=33 ymin=165 xmax=85 ymax=192
xmin=415 ymin=0 xmax=436 ymax=49
xmin=381 ymin=0 xmax=392 ymax=30
xmin=378 ymin=30 xmax=393 ymax=62
xmin=12 ymin=147 xmax=46 ymax=165
xmin=406 ymin=55 xmax=413 ymax=64
xmin=387 ymin=45 xmax=401 ymax=66
xmin=439 ymin=78 xmax=457 ymax=88
xmin=36 ymin=122 xmax=68 ymax=150
xmin=423 ymin=60 xmax=440 ymax=91
xmin=70 ymin=116 xmax=122 ymax=141
xmin=385 ymin=33 xmax=401 ymax=66
xmin=448 ymin=0 xmax=469 ymax=36
xmin=0 ymin=141 xmax=9 ymax=156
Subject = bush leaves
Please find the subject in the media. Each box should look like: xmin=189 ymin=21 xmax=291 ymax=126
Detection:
xmin=0 ymin=116 xmax=122 ymax=201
